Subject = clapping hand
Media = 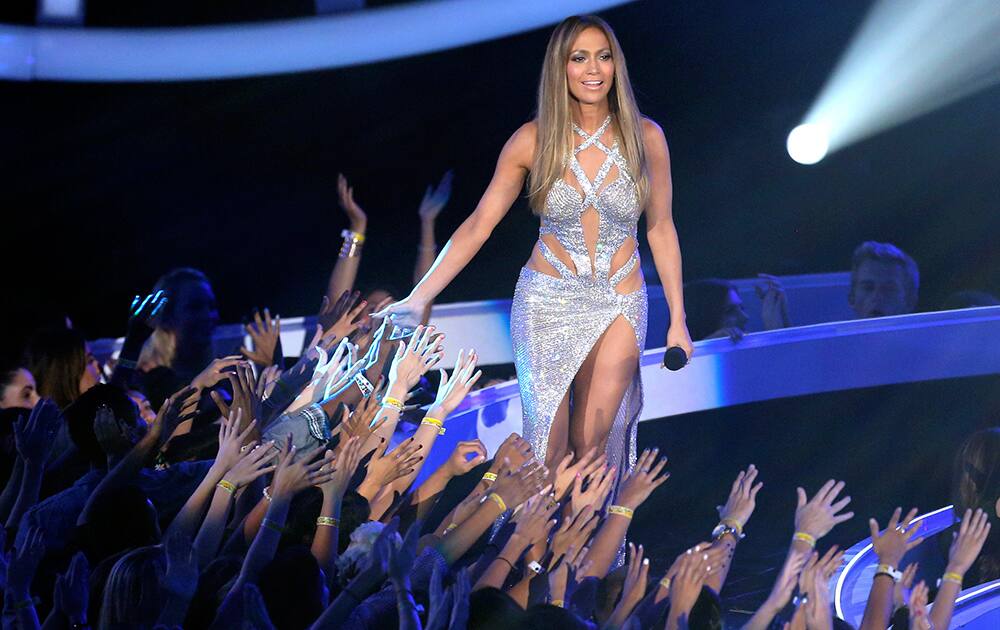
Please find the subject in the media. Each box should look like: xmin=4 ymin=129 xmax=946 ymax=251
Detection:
xmin=242 ymin=308 xmax=283 ymax=367
xmin=795 ymin=480 xmax=854 ymax=540
xmin=869 ymin=507 xmax=924 ymax=568
xmin=54 ymin=552 xmax=89 ymax=625
xmin=6 ymin=526 xmax=46 ymax=599
xmin=14 ymin=398 xmax=63 ymax=465
xmin=717 ymin=464 xmax=763 ymax=532
xmin=337 ymin=173 xmax=367 ymax=234
xmin=419 ymin=170 xmax=454 ymax=222
xmin=756 ymin=273 xmax=790 ymax=330
xmin=617 ymin=448 xmax=670 ymax=511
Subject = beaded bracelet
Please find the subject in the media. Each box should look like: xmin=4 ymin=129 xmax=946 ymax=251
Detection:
xmin=217 ymin=479 xmax=236 ymax=494
xmin=317 ymin=516 xmax=339 ymax=528
xmin=482 ymin=472 xmax=498 ymax=483
xmin=792 ymin=531 xmax=816 ymax=548
xmin=262 ymin=486 xmax=273 ymax=502
xmin=942 ymin=571 xmax=963 ymax=586
xmin=608 ymin=505 xmax=634 ymax=519
xmin=487 ymin=493 xmax=507 ymax=512
xmin=421 ymin=417 xmax=446 ymax=435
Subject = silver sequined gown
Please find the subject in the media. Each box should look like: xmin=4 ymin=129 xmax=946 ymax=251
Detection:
xmin=511 ymin=116 xmax=647 ymax=496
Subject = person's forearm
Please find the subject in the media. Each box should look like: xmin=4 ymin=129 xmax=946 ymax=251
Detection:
xmin=3 ymin=589 xmax=41 ymax=630
xmin=411 ymin=217 xmax=491 ymax=302
xmin=193 ymin=485 xmax=236 ymax=565
xmin=475 ymin=534 xmax=530 ymax=590
xmin=233 ymin=495 xmax=291 ymax=591
xmin=508 ymin=576 xmax=531 ymax=609
xmin=311 ymin=492 xmax=342 ymax=574
xmin=929 ymin=572 xmax=963 ymax=630
xmin=389 ymin=414 xmax=443 ymax=495
xmin=79 ymin=432 xmax=155 ymax=525
xmin=435 ymin=498 xmax=503 ymax=565
xmin=166 ymin=461 xmax=229 ymax=541
xmin=393 ymin=576 xmax=421 ymax=630
xmin=581 ymin=511 xmax=631 ymax=579
xmin=363 ymin=380 xmax=408 ymax=453
xmin=704 ymin=535 xmax=738 ymax=593
xmin=4 ymin=460 xmax=44 ymax=530
xmin=857 ymin=576 xmax=894 ymax=630
xmin=647 ymin=221 xmax=686 ymax=325
xmin=0 ymin=458 xmax=25 ymax=523
xmin=414 ymin=464 xmax=454 ymax=506
xmin=415 ymin=218 xmax=438 ymax=326
xmin=326 ymin=225 xmax=365 ymax=304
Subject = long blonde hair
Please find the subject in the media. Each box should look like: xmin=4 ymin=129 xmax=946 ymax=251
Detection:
xmin=528 ymin=15 xmax=649 ymax=214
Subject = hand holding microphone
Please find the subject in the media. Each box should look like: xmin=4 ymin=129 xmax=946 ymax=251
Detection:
xmin=662 ymin=346 xmax=688 ymax=371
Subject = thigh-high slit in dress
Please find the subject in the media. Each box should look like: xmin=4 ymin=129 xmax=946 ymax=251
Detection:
xmin=511 ymin=115 xmax=647 ymax=499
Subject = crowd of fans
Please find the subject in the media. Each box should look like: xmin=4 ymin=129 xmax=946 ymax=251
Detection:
xmin=1 ymin=174 xmax=997 ymax=629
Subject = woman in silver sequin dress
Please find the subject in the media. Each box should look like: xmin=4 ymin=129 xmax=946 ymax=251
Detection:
xmin=376 ymin=15 xmax=693 ymax=493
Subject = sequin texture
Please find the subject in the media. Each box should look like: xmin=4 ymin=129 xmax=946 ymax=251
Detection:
xmin=511 ymin=115 xmax=647 ymax=497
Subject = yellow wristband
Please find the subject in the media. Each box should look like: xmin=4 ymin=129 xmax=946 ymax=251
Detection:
xmin=487 ymin=492 xmax=507 ymax=513
xmin=444 ymin=523 xmax=458 ymax=533
xmin=551 ymin=599 xmax=565 ymax=607
xmin=793 ymin=532 xmax=816 ymax=548
xmin=382 ymin=396 xmax=405 ymax=412
xmin=482 ymin=472 xmax=498 ymax=483
xmin=608 ymin=505 xmax=634 ymax=519
xmin=217 ymin=479 xmax=237 ymax=494
xmin=942 ymin=571 xmax=963 ymax=585
xmin=316 ymin=516 xmax=339 ymax=528
xmin=421 ymin=417 xmax=446 ymax=435
xmin=721 ymin=517 xmax=744 ymax=536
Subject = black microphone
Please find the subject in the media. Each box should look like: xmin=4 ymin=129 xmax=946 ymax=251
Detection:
xmin=662 ymin=346 xmax=688 ymax=371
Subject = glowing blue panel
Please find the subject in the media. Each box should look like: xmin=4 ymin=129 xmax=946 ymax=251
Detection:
xmin=0 ymin=0 xmax=634 ymax=82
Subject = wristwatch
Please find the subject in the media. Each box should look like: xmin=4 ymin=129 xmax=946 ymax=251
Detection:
xmin=711 ymin=522 xmax=745 ymax=541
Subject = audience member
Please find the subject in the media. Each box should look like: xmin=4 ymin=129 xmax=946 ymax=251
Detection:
xmin=848 ymin=241 xmax=919 ymax=319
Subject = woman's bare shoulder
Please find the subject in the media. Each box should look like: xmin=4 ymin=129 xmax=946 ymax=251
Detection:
xmin=502 ymin=121 xmax=539 ymax=168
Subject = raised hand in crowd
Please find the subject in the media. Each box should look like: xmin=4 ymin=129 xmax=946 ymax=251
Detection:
xmin=337 ymin=172 xmax=367 ymax=234
xmin=908 ymin=581 xmax=931 ymax=630
xmin=4 ymin=526 xmax=46 ymax=628
xmin=242 ymin=308 xmax=283 ymax=368
xmin=926 ymin=507 xmax=992 ymax=630
xmin=795 ymin=480 xmax=854 ymax=542
xmin=112 ymin=289 xmax=168 ymax=384
xmin=757 ymin=273 xmax=791 ymax=330
xmin=53 ymin=552 xmax=89 ymax=629
xmin=859 ymin=507 xmax=924 ymax=630
xmin=893 ymin=562 xmax=918 ymax=611
xmin=191 ymin=355 xmax=247 ymax=392
xmin=570 ymin=462 xmax=616 ymax=517
xmin=606 ymin=542 xmax=650 ymax=629
xmin=705 ymin=464 xmax=763 ymax=592
xmin=552 ymin=447 xmax=605 ymax=502
xmin=665 ymin=544 xmax=716 ymax=630
xmin=419 ymin=169 xmax=454 ymax=223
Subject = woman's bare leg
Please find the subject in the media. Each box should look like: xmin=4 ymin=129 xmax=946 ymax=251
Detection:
xmin=544 ymin=389 xmax=572 ymax=470
xmin=569 ymin=315 xmax=640 ymax=457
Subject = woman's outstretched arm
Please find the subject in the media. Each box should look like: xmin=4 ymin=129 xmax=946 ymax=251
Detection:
xmin=375 ymin=123 xmax=535 ymax=319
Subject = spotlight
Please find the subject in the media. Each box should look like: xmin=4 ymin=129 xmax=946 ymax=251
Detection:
xmin=786 ymin=123 xmax=829 ymax=165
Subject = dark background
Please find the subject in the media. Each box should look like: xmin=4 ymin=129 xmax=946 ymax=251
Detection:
xmin=3 ymin=0 xmax=999 ymax=350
